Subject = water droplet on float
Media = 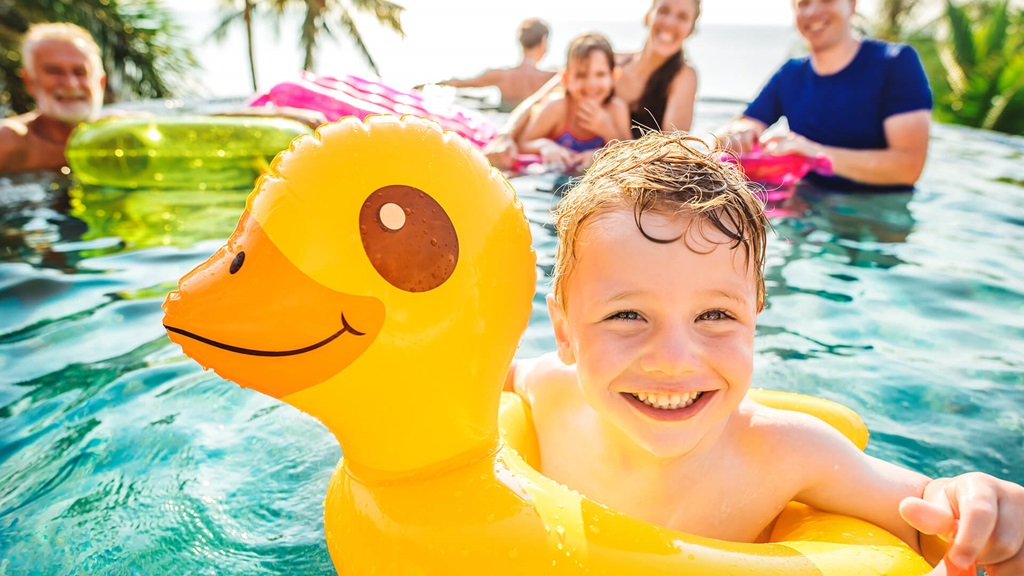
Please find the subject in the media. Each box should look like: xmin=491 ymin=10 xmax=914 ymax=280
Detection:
xmin=555 ymin=525 xmax=565 ymax=536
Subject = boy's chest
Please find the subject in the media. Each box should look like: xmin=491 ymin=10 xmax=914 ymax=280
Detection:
xmin=535 ymin=425 xmax=794 ymax=543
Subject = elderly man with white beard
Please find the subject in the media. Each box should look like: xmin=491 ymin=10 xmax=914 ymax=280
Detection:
xmin=0 ymin=23 xmax=106 ymax=175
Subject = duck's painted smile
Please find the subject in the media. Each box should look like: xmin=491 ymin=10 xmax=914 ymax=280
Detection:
xmin=162 ymin=212 xmax=385 ymax=397
xmin=164 ymin=312 xmax=365 ymax=357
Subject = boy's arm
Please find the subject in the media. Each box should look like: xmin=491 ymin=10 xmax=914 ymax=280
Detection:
xmin=774 ymin=412 xmax=930 ymax=550
xmin=786 ymin=413 xmax=1024 ymax=571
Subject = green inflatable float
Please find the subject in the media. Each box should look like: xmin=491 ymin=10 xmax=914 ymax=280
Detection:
xmin=66 ymin=115 xmax=312 ymax=190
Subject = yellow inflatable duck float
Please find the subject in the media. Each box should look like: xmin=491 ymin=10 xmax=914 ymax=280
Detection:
xmin=162 ymin=115 xmax=931 ymax=575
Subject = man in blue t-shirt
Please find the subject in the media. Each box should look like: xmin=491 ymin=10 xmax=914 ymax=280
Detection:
xmin=719 ymin=0 xmax=932 ymax=191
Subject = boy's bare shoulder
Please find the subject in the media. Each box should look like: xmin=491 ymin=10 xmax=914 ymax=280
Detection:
xmin=733 ymin=397 xmax=860 ymax=459
xmin=512 ymin=352 xmax=577 ymax=406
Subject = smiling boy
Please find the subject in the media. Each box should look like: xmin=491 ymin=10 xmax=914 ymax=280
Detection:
xmin=507 ymin=131 xmax=1024 ymax=574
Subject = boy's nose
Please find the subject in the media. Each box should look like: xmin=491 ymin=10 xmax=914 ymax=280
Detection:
xmin=639 ymin=324 xmax=700 ymax=376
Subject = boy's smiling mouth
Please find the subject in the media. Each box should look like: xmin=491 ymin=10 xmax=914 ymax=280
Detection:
xmin=630 ymin=391 xmax=704 ymax=410
xmin=622 ymin=390 xmax=715 ymax=420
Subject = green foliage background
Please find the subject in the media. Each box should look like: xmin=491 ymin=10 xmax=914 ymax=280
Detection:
xmin=909 ymin=0 xmax=1024 ymax=135
xmin=0 ymin=0 xmax=197 ymax=115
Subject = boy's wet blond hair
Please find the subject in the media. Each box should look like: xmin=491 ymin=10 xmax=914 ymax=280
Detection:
xmin=551 ymin=131 xmax=768 ymax=309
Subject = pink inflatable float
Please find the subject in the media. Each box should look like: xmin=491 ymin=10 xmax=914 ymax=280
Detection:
xmin=249 ymin=71 xmax=497 ymax=148
xmin=722 ymin=147 xmax=833 ymax=187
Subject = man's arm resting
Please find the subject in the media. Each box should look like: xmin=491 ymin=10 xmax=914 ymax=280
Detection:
xmin=821 ymin=110 xmax=931 ymax=186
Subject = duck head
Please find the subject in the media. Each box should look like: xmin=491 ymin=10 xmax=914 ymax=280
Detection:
xmin=163 ymin=115 xmax=536 ymax=476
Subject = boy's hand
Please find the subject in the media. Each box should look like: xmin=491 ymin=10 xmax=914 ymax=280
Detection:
xmin=899 ymin=473 xmax=1024 ymax=574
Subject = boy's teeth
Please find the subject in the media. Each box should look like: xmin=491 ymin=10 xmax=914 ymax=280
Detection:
xmin=633 ymin=391 xmax=703 ymax=410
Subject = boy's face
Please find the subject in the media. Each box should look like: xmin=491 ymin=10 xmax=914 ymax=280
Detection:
xmin=549 ymin=207 xmax=758 ymax=459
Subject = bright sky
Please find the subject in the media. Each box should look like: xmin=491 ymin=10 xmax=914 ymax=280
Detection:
xmin=176 ymin=0 xmax=883 ymax=31
xmin=393 ymin=0 xmax=810 ymax=26
xmin=170 ymin=0 xmax=884 ymax=99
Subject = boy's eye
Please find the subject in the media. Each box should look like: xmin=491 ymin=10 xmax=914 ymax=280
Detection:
xmin=606 ymin=310 xmax=642 ymax=321
xmin=698 ymin=309 xmax=732 ymax=322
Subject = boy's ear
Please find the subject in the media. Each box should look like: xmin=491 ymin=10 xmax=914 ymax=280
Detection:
xmin=612 ymin=67 xmax=622 ymax=82
xmin=546 ymin=293 xmax=576 ymax=365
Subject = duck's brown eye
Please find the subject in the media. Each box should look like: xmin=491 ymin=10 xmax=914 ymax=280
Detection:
xmin=359 ymin=185 xmax=458 ymax=292
xmin=230 ymin=251 xmax=245 ymax=274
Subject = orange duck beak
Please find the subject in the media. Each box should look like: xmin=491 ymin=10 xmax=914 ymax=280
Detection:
xmin=162 ymin=212 xmax=384 ymax=398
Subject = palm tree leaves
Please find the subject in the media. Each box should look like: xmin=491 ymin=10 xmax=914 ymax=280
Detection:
xmin=940 ymin=0 xmax=1024 ymax=132
xmin=228 ymin=0 xmax=404 ymax=77
xmin=876 ymin=0 xmax=926 ymax=41
xmin=0 ymin=0 xmax=197 ymax=115
xmin=914 ymin=0 xmax=1024 ymax=134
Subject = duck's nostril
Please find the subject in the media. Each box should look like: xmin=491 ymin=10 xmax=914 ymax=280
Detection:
xmin=230 ymin=251 xmax=245 ymax=274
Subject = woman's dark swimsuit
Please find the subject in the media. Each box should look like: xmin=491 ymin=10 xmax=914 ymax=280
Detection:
xmin=628 ymin=50 xmax=685 ymax=139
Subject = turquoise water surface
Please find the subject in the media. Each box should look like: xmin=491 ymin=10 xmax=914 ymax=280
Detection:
xmin=1 ymin=101 xmax=1022 ymax=574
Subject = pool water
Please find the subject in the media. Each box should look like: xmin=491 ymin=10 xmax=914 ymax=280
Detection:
xmin=1 ymin=101 xmax=1022 ymax=574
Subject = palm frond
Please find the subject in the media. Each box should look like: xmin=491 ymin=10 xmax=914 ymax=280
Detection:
xmin=209 ymin=9 xmax=246 ymax=42
xmin=944 ymin=0 xmax=977 ymax=75
xmin=349 ymin=0 xmax=404 ymax=36
xmin=978 ymin=0 xmax=1009 ymax=63
xmin=337 ymin=8 xmax=378 ymax=75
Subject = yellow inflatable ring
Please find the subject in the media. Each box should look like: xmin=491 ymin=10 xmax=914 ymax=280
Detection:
xmin=162 ymin=115 xmax=932 ymax=575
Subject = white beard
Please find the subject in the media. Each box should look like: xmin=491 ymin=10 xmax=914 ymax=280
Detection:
xmin=36 ymin=87 xmax=103 ymax=124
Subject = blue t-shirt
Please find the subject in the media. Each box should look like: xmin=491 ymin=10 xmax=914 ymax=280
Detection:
xmin=744 ymin=39 xmax=932 ymax=191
